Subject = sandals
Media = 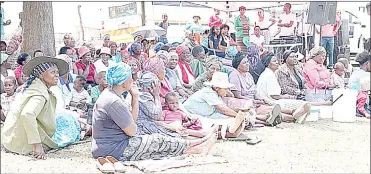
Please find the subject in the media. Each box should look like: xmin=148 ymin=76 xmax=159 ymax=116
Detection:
xmin=106 ymin=156 xmax=126 ymax=173
xmin=96 ymin=156 xmax=126 ymax=173
xmin=96 ymin=157 xmax=115 ymax=173
xmin=266 ymin=104 xmax=281 ymax=126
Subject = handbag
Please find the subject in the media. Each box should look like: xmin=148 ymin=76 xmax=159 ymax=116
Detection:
xmin=305 ymin=81 xmax=332 ymax=102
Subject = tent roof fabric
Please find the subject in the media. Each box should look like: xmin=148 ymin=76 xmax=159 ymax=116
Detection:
xmin=188 ymin=1 xmax=304 ymax=12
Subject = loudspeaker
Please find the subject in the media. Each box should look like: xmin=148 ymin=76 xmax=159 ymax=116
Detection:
xmin=307 ymin=2 xmax=337 ymax=25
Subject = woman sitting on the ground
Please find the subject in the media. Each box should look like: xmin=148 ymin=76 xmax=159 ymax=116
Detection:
xmin=276 ymin=50 xmax=307 ymax=100
xmin=348 ymin=51 xmax=370 ymax=91
xmin=208 ymin=26 xmax=226 ymax=58
xmin=75 ymin=46 xmax=96 ymax=86
xmin=175 ymin=45 xmax=195 ymax=88
xmin=228 ymin=54 xmax=282 ymax=126
xmin=161 ymin=51 xmax=191 ymax=101
xmin=129 ymin=42 xmax=149 ymax=69
xmin=183 ymin=72 xmax=248 ymax=138
xmin=246 ymin=45 xmax=265 ymax=83
xmin=91 ymin=63 xmax=218 ymax=161
xmin=190 ymin=46 xmax=207 ymax=78
xmin=356 ymin=77 xmax=370 ymax=118
xmin=94 ymin=47 xmax=113 ymax=74
xmin=14 ymin=53 xmax=30 ymax=86
xmin=303 ymin=46 xmax=335 ymax=102
xmin=2 ymin=56 xmax=69 ymax=159
xmin=125 ymin=57 xmax=141 ymax=82
xmin=256 ymin=52 xmax=311 ymax=123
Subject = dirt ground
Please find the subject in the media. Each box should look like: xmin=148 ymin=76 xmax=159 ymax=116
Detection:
xmin=1 ymin=118 xmax=370 ymax=173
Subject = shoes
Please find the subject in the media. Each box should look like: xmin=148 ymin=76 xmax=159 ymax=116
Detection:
xmin=96 ymin=156 xmax=126 ymax=173
xmin=266 ymin=104 xmax=281 ymax=126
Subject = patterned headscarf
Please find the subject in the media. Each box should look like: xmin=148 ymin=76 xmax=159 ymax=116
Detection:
xmin=142 ymin=58 xmax=165 ymax=74
xmin=8 ymin=40 xmax=20 ymax=51
xmin=246 ymin=45 xmax=260 ymax=69
xmin=176 ymin=45 xmax=188 ymax=56
xmin=137 ymin=72 xmax=159 ymax=90
xmin=205 ymin=55 xmax=221 ymax=69
xmin=106 ymin=62 xmax=132 ymax=86
xmin=130 ymin=42 xmax=142 ymax=56
xmin=125 ymin=57 xmax=141 ymax=73
xmin=31 ymin=62 xmax=57 ymax=77
xmin=156 ymin=50 xmax=169 ymax=63
xmin=154 ymin=42 xmax=164 ymax=53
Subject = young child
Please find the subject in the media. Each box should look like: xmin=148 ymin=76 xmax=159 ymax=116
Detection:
xmin=356 ymin=77 xmax=370 ymax=118
xmin=337 ymin=55 xmax=352 ymax=78
xmin=331 ymin=62 xmax=345 ymax=88
xmin=163 ymin=92 xmax=209 ymax=138
xmin=66 ymin=76 xmax=92 ymax=133
xmin=1 ymin=76 xmax=17 ymax=122
xmin=90 ymin=71 xmax=108 ymax=104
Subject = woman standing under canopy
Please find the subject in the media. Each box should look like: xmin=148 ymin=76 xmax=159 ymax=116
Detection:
xmin=2 ymin=56 xmax=69 ymax=159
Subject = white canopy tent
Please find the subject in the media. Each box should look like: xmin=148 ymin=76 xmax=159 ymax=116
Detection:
xmin=188 ymin=1 xmax=305 ymax=12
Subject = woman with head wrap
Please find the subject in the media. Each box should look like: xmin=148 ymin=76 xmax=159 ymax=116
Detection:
xmin=120 ymin=49 xmax=130 ymax=62
xmin=5 ymin=39 xmax=21 ymax=70
xmin=108 ymin=41 xmax=121 ymax=63
xmin=276 ymin=50 xmax=307 ymax=100
xmin=2 ymin=56 xmax=70 ymax=159
xmin=190 ymin=45 xmax=207 ymax=78
xmin=102 ymin=34 xmax=110 ymax=47
xmin=303 ymin=46 xmax=334 ymax=102
xmin=175 ymin=45 xmax=195 ymax=89
xmin=125 ymin=57 xmax=141 ymax=81
xmin=75 ymin=46 xmax=96 ymax=86
xmin=92 ymin=63 xmax=217 ymax=163
xmin=142 ymin=58 xmax=172 ymax=105
xmin=182 ymin=30 xmax=198 ymax=51
xmin=153 ymin=42 xmax=164 ymax=54
xmin=246 ymin=45 xmax=265 ymax=83
xmin=256 ymin=52 xmax=311 ymax=124
xmin=229 ymin=53 xmax=283 ymax=127
xmin=129 ymin=42 xmax=149 ymax=69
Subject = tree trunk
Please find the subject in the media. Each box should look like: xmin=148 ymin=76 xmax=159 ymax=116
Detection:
xmin=21 ymin=2 xmax=56 ymax=57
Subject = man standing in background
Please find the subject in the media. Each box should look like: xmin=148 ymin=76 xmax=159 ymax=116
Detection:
xmin=277 ymin=3 xmax=296 ymax=37
xmin=158 ymin=13 xmax=169 ymax=44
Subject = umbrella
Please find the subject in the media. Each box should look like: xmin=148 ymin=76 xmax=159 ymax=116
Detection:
xmin=131 ymin=25 xmax=166 ymax=39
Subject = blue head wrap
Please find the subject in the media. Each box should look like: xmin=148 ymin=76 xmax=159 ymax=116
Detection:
xmin=154 ymin=42 xmax=164 ymax=53
xmin=106 ymin=62 xmax=132 ymax=86
xmin=129 ymin=42 xmax=142 ymax=56
xmin=261 ymin=52 xmax=275 ymax=68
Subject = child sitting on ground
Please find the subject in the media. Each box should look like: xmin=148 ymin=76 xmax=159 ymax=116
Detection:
xmin=331 ymin=62 xmax=345 ymax=88
xmin=0 ymin=76 xmax=17 ymax=122
xmin=66 ymin=75 xmax=92 ymax=134
xmin=337 ymin=55 xmax=352 ymax=78
xmin=356 ymin=77 xmax=370 ymax=118
xmin=163 ymin=92 xmax=207 ymax=138
xmin=90 ymin=71 xmax=108 ymax=104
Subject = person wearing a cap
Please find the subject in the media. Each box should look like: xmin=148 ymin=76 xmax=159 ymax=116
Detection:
xmin=234 ymin=6 xmax=251 ymax=54
xmin=75 ymin=46 xmax=96 ymax=86
xmin=348 ymin=51 xmax=370 ymax=91
xmin=2 ymin=56 xmax=69 ymax=159
xmin=303 ymin=46 xmax=335 ymax=98
xmin=276 ymin=50 xmax=306 ymax=100
xmin=94 ymin=47 xmax=113 ymax=75
xmin=185 ymin=15 xmax=203 ymax=44
xmin=256 ymin=52 xmax=311 ymax=124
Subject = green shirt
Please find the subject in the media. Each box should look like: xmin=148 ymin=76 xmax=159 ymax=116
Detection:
xmin=90 ymin=86 xmax=102 ymax=103
xmin=234 ymin=15 xmax=252 ymax=38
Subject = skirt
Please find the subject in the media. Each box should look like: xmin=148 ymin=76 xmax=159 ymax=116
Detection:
xmin=121 ymin=133 xmax=189 ymax=161
xmin=52 ymin=111 xmax=81 ymax=148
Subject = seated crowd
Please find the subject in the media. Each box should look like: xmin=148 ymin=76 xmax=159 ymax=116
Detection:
xmin=0 ymin=30 xmax=370 ymax=171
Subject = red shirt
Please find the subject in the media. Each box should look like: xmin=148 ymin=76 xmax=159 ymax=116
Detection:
xmin=75 ymin=60 xmax=96 ymax=83
xmin=209 ymin=15 xmax=222 ymax=27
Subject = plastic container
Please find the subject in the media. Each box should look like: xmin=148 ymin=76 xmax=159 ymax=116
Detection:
xmin=306 ymin=108 xmax=320 ymax=122
xmin=332 ymin=88 xmax=358 ymax=123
